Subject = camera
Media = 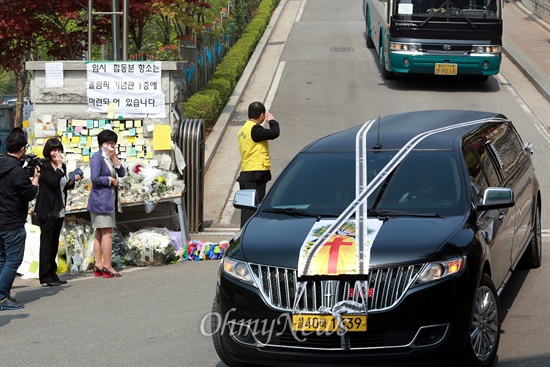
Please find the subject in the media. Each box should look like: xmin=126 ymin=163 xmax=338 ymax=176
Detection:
xmin=20 ymin=154 xmax=47 ymax=177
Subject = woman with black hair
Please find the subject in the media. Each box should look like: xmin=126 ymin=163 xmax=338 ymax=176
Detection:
xmin=87 ymin=129 xmax=125 ymax=278
xmin=35 ymin=138 xmax=81 ymax=287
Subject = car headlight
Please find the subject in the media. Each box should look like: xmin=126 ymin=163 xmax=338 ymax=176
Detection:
xmin=390 ymin=42 xmax=421 ymax=52
xmin=416 ymin=256 xmax=466 ymax=284
xmin=222 ymin=257 xmax=254 ymax=284
xmin=471 ymin=45 xmax=501 ymax=55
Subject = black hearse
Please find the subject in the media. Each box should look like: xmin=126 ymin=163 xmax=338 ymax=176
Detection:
xmin=212 ymin=110 xmax=541 ymax=367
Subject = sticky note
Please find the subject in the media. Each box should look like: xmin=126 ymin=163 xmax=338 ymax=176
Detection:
xmin=153 ymin=125 xmax=172 ymax=150
xmin=107 ymin=102 xmax=116 ymax=118
xmin=83 ymin=155 xmax=90 ymax=163
xmin=129 ymin=128 xmax=136 ymax=136
xmin=126 ymin=120 xmax=134 ymax=129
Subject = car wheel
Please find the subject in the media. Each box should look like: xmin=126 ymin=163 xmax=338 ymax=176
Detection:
xmin=211 ymin=293 xmax=250 ymax=367
xmin=520 ymin=203 xmax=542 ymax=268
xmin=464 ymin=274 xmax=500 ymax=367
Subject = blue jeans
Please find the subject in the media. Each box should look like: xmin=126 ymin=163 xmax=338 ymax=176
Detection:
xmin=0 ymin=227 xmax=27 ymax=299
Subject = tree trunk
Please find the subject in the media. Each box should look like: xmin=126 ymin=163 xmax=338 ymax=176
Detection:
xmin=14 ymin=70 xmax=26 ymax=128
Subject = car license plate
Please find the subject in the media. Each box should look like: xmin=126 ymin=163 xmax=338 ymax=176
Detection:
xmin=292 ymin=314 xmax=367 ymax=332
xmin=434 ymin=63 xmax=458 ymax=75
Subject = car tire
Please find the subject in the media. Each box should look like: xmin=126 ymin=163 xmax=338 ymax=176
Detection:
xmin=520 ymin=203 xmax=542 ymax=268
xmin=211 ymin=293 xmax=249 ymax=367
xmin=463 ymin=273 xmax=501 ymax=367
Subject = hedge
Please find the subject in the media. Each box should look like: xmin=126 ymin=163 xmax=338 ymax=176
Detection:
xmin=182 ymin=0 xmax=279 ymax=129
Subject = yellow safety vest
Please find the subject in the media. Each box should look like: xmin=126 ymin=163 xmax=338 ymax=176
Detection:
xmin=238 ymin=120 xmax=271 ymax=172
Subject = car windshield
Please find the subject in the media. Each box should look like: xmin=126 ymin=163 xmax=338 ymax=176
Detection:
xmin=263 ymin=150 xmax=467 ymax=217
xmin=393 ymin=0 xmax=501 ymax=21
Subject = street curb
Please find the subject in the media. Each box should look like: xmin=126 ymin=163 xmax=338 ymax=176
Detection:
xmin=503 ymin=2 xmax=550 ymax=102
xmin=204 ymin=0 xmax=288 ymax=173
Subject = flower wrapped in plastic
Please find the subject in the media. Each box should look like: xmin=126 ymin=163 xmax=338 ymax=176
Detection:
xmin=59 ymin=217 xmax=95 ymax=273
xmin=126 ymin=227 xmax=177 ymax=266
xmin=183 ymin=239 xmax=229 ymax=261
xmin=66 ymin=166 xmax=92 ymax=209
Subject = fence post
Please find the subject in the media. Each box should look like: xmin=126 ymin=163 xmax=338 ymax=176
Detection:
xmin=178 ymin=119 xmax=205 ymax=233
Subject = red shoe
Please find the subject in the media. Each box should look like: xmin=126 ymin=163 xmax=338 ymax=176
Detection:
xmin=93 ymin=266 xmax=103 ymax=277
xmin=102 ymin=268 xmax=121 ymax=278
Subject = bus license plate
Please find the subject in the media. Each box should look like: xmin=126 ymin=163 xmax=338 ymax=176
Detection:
xmin=292 ymin=314 xmax=367 ymax=332
xmin=435 ymin=63 xmax=458 ymax=75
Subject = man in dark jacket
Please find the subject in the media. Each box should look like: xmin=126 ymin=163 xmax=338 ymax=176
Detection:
xmin=0 ymin=128 xmax=40 ymax=310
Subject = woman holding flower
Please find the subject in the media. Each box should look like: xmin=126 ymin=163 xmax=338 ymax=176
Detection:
xmin=87 ymin=129 xmax=125 ymax=278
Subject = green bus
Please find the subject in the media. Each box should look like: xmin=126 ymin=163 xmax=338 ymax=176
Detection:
xmin=363 ymin=0 xmax=503 ymax=81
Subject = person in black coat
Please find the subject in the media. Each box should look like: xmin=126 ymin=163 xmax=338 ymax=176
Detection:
xmin=0 ymin=128 xmax=40 ymax=310
xmin=34 ymin=138 xmax=81 ymax=287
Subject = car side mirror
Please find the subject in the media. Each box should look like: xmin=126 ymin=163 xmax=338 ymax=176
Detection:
xmin=477 ymin=187 xmax=514 ymax=211
xmin=233 ymin=189 xmax=258 ymax=210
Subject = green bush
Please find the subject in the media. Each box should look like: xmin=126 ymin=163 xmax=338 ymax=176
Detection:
xmin=182 ymin=0 xmax=278 ymax=129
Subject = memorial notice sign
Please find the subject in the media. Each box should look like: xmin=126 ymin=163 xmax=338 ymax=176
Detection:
xmin=86 ymin=61 xmax=163 ymax=116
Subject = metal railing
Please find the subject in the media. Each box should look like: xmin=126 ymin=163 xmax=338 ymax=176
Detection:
xmin=177 ymin=119 xmax=205 ymax=233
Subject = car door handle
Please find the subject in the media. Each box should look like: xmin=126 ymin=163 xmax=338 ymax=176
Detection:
xmin=498 ymin=212 xmax=505 ymax=221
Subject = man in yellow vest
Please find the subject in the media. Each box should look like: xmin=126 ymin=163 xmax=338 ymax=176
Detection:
xmin=237 ymin=101 xmax=280 ymax=226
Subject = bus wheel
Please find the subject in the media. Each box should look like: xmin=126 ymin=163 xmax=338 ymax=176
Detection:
xmin=379 ymin=45 xmax=394 ymax=79
xmin=366 ymin=34 xmax=374 ymax=49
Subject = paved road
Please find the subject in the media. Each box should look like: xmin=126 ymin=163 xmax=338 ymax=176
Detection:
xmin=2 ymin=1 xmax=549 ymax=367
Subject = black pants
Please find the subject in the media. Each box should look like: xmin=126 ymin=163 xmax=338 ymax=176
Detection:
xmin=39 ymin=216 xmax=65 ymax=283
xmin=239 ymin=181 xmax=267 ymax=227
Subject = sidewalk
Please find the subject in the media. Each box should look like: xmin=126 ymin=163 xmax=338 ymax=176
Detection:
xmin=502 ymin=1 xmax=550 ymax=101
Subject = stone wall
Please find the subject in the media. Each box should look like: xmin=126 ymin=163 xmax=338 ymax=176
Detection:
xmin=26 ymin=61 xmax=188 ymax=233
xmin=519 ymin=0 xmax=550 ymax=23
xmin=26 ymin=61 xmax=186 ymax=171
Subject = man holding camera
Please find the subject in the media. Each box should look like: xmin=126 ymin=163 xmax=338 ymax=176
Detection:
xmin=0 ymin=128 xmax=40 ymax=310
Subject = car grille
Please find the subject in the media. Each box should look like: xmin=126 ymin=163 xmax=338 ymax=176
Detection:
xmin=249 ymin=263 xmax=424 ymax=312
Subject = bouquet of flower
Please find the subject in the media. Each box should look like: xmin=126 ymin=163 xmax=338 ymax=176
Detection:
xmin=184 ymin=240 xmax=229 ymax=261
xmin=119 ymin=160 xmax=185 ymax=204
xmin=126 ymin=227 xmax=177 ymax=266
xmin=59 ymin=217 xmax=95 ymax=273
xmin=65 ymin=166 xmax=92 ymax=209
